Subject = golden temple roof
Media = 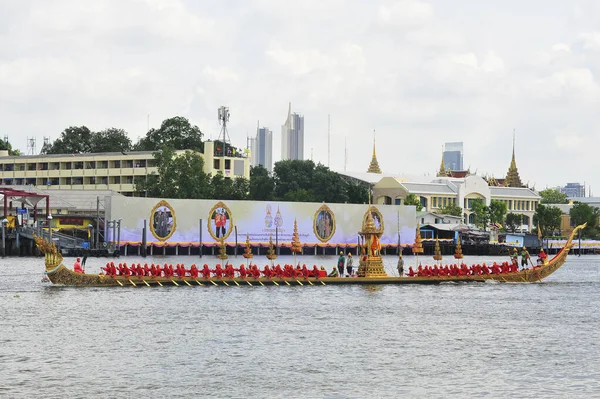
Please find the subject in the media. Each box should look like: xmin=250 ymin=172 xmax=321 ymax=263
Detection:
xmin=366 ymin=131 xmax=382 ymax=174
xmin=505 ymin=133 xmax=523 ymax=188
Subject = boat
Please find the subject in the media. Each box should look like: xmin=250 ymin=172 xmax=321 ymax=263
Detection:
xmin=36 ymin=215 xmax=586 ymax=287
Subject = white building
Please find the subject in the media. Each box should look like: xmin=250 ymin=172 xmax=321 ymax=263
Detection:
xmin=281 ymin=102 xmax=304 ymax=161
xmin=254 ymin=126 xmax=273 ymax=172
xmin=373 ymin=174 xmax=540 ymax=229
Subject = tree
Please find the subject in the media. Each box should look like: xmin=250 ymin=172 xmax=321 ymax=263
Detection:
xmin=435 ymin=203 xmax=462 ymax=217
xmin=533 ymin=204 xmax=562 ymax=237
xmin=403 ymin=194 xmax=423 ymax=211
xmin=273 ymin=160 xmax=316 ymax=200
xmin=135 ymin=147 xmax=211 ymax=199
xmin=345 ymin=182 xmax=369 ymax=204
xmin=505 ymin=213 xmax=523 ymax=233
xmin=470 ymin=198 xmax=490 ymax=230
xmin=249 ymin=165 xmax=275 ymax=201
xmin=210 ymin=173 xmax=249 ymax=200
xmin=311 ymin=164 xmax=348 ymax=203
xmin=91 ymin=128 xmax=132 ymax=153
xmin=0 ymin=140 xmax=20 ymax=155
xmin=489 ymin=200 xmax=507 ymax=225
xmin=135 ymin=116 xmax=204 ymax=152
xmin=570 ymin=202 xmax=600 ymax=237
xmin=46 ymin=126 xmax=93 ymax=154
xmin=539 ymin=188 xmax=568 ymax=204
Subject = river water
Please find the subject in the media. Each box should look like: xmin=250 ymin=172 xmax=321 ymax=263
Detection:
xmin=1 ymin=254 xmax=599 ymax=399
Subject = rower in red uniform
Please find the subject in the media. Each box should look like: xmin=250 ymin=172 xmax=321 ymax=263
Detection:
xmin=262 ymin=265 xmax=272 ymax=278
xmin=201 ymin=264 xmax=211 ymax=279
xmin=73 ymin=258 xmax=83 ymax=273
xmin=238 ymin=264 xmax=247 ymax=278
xmin=102 ymin=262 xmax=110 ymax=274
xmin=274 ymin=264 xmax=284 ymax=278
xmin=189 ymin=264 xmax=199 ymax=278
xmin=213 ymin=264 xmax=224 ymax=278
xmin=224 ymin=263 xmax=235 ymax=278
xmin=250 ymin=265 xmax=260 ymax=279
xmin=537 ymin=249 xmax=548 ymax=266
xmin=311 ymin=265 xmax=320 ymax=278
xmin=407 ymin=266 xmax=416 ymax=277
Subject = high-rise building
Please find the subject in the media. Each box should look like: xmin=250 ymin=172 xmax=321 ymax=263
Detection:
xmin=254 ymin=126 xmax=273 ymax=172
xmin=560 ymin=182 xmax=585 ymax=198
xmin=443 ymin=142 xmax=463 ymax=171
xmin=281 ymin=102 xmax=304 ymax=161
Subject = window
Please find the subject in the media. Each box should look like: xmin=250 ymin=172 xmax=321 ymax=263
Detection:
xmin=214 ymin=159 xmax=220 ymax=169
xmin=225 ymin=159 xmax=231 ymax=170
xmin=395 ymin=198 xmax=401 ymax=205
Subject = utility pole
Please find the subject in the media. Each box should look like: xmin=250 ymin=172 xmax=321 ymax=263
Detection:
xmin=327 ymin=114 xmax=331 ymax=167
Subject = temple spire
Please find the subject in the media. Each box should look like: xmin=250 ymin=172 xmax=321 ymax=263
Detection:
xmin=505 ymin=129 xmax=523 ymax=187
xmin=437 ymin=145 xmax=448 ymax=177
xmin=367 ymin=130 xmax=382 ymax=174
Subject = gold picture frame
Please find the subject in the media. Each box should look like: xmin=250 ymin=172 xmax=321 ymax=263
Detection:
xmin=150 ymin=200 xmax=176 ymax=241
xmin=313 ymin=204 xmax=336 ymax=243
xmin=363 ymin=205 xmax=384 ymax=233
xmin=208 ymin=201 xmax=233 ymax=241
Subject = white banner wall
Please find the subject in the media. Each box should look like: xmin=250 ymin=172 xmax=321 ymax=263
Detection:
xmin=109 ymin=197 xmax=416 ymax=246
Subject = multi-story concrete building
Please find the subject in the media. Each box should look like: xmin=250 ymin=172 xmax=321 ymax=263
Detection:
xmin=281 ymin=102 xmax=304 ymax=161
xmin=560 ymin=182 xmax=586 ymax=198
xmin=254 ymin=127 xmax=273 ymax=172
xmin=0 ymin=140 xmax=250 ymax=196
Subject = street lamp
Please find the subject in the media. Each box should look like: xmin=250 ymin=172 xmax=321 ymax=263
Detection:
xmin=47 ymin=214 xmax=53 ymax=243
xmin=2 ymin=218 xmax=8 ymax=258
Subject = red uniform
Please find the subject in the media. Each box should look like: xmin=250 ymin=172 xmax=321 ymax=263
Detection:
xmin=201 ymin=265 xmax=211 ymax=279
xmin=189 ymin=265 xmax=199 ymax=279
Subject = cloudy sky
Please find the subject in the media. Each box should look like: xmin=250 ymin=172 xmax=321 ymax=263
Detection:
xmin=1 ymin=0 xmax=600 ymax=193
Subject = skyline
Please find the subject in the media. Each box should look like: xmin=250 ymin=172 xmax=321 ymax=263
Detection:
xmin=2 ymin=1 xmax=600 ymax=192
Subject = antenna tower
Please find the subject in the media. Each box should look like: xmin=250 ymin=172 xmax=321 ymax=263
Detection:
xmin=27 ymin=137 xmax=36 ymax=155
xmin=344 ymin=137 xmax=348 ymax=172
xmin=217 ymin=106 xmax=232 ymax=158
xmin=327 ymin=114 xmax=331 ymax=167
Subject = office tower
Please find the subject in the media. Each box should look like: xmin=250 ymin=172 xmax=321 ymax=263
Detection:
xmin=560 ymin=182 xmax=585 ymax=198
xmin=443 ymin=142 xmax=464 ymax=171
xmin=281 ymin=102 xmax=304 ymax=161
xmin=255 ymin=126 xmax=273 ymax=172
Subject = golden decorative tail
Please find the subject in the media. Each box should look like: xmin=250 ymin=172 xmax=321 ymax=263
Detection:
xmin=34 ymin=234 xmax=64 ymax=271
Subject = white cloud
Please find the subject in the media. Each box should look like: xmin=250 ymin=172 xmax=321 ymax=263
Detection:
xmin=2 ymin=0 xmax=600 ymax=192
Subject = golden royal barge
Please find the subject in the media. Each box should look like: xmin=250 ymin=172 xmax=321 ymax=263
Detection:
xmin=37 ymin=209 xmax=585 ymax=287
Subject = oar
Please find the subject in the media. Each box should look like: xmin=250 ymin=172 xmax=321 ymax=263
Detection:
xmin=142 ymin=279 xmax=150 ymax=287
xmin=170 ymin=279 xmax=179 ymax=286
xmin=195 ymin=279 xmax=204 ymax=286
xmin=284 ymin=279 xmax=291 ymax=286
xmin=233 ymin=279 xmax=240 ymax=286
xmin=210 ymin=280 xmax=218 ymax=286
xmin=156 ymin=279 xmax=163 ymax=287
xmin=320 ymin=280 xmax=326 ymax=285
xmin=128 ymin=279 xmax=136 ymax=287
xmin=271 ymin=279 xmax=279 ymax=286
xmin=222 ymin=280 xmax=230 ymax=286
xmin=306 ymin=279 xmax=314 ymax=286
xmin=114 ymin=278 xmax=124 ymax=286
xmin=295 ymin=279 xmax=303 ymax=286
xmin=258 ymin=280 xmax=265 ymax=286
xmin=246 ymin=280 xmax=253 ymax=286
xmin=183 ymin=280 xmax=192 ymax=286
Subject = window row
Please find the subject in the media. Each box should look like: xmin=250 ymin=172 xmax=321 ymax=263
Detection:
xmin=0 ymin=159 xmax=155 ymax=172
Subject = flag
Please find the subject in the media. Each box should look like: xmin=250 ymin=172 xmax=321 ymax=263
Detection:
xmin=495 ymin=222 xmax=502 ymax=229
xmin=537 ymin=224 xmax=542 ymax=240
